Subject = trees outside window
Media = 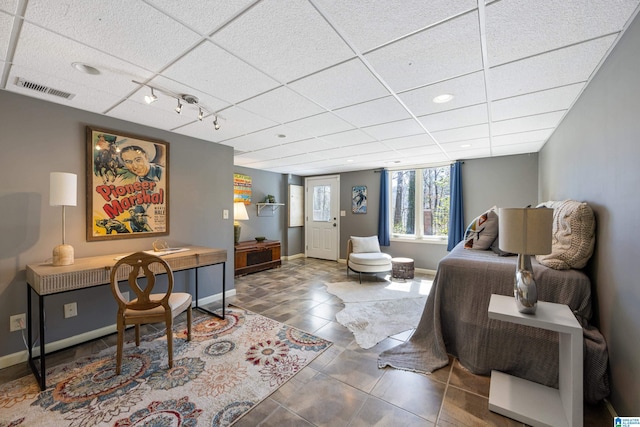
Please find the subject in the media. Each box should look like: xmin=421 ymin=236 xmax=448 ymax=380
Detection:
xmin=390 ymin=166 xmax=450 ymax=239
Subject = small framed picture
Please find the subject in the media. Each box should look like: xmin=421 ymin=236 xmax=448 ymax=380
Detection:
xmin=352 ymin=186 xmax=367 ymax=214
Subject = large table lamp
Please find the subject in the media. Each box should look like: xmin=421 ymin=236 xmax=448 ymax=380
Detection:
xmin=233 ymin=202 xmax=249 ymax=245
xmin=50 ymin=172 xmax=77 ymax=266
xmin=498 ymin=207 xmax=553 ymax=314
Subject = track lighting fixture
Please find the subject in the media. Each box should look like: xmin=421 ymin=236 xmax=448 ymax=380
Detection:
xmin=198 ymin=107 xmax=204 ymax=121
xmin=144 ymin=88 xmax=157 ymax=104
xmin=213 ymin=117 xmax=220 ymax=130
xmin=175 ymin=99 xmax=182 ymax=114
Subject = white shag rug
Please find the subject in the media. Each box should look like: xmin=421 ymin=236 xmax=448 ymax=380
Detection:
xmin=325 ymin=279 xmax=432 ymax=349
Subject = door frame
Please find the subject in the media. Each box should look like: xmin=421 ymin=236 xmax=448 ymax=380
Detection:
xmin=304 ymin=174 xmax=340 ymax=260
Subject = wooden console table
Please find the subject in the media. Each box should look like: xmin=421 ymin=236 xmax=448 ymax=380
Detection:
xmin=234 ymin=240 xmax=281 ymax=276
xmin=25 ymin=246 xmax=227 ymax=390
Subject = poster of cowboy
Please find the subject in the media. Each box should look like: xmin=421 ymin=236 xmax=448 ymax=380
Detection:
xmin=86 ymin=126 xmax=169 ymax=241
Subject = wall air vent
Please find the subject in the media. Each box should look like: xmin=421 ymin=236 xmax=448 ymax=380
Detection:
xmin=15 ymin=77 xmax=75 ymax=100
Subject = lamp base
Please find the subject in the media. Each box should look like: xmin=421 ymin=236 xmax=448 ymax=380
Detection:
xmin=514 ymin=254 xmax=537 ymax=314
xmin=53 ymin=244 xmax=74 ymax=266
xmin=234 ymin=224 xmax=241 ymax=245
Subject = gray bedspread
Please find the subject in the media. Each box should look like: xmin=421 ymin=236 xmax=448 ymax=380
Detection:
xmin=378 ymin=243 xmax=609 ymax=403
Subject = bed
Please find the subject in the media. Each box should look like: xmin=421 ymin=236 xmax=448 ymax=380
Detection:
xmin=378 ymin=202 xmax=610 ymax=404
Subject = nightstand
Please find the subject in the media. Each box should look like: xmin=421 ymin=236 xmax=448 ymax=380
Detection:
xmin=487 ymin=294 xmax=583 ymax=427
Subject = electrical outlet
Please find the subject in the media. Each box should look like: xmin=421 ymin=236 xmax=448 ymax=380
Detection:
xmin=10 ymin=313 xmax=26 ymax=332
xmin=64 ymin=302 xmax=78 ymax=318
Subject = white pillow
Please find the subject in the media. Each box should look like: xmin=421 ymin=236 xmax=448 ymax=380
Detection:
xmin=350 ymin=236 xmax=381 ymax=253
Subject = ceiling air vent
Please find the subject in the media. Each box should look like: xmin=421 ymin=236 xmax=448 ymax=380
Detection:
xmin=15 ymin=77 xmax=75 ymax=100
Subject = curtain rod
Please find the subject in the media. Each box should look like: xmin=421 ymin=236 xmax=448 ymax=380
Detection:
xmin=373 ymin=160 xmax=464 ymax=173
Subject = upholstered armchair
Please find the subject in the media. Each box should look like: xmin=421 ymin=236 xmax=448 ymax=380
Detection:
xmin=346 ymin=236 xmax=392 ymax=283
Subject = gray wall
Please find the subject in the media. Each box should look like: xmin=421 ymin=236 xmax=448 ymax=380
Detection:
xmin=0 ymin=91 xmax=234 ymax=359
xmin=337 ymin=155 xmax=538 ymax=270
xmin=538 ymin=12 xmax=640 ymax=416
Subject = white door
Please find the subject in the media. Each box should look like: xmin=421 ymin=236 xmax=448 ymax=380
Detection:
xmin=305 ymin=175 xmax=340 ymax=260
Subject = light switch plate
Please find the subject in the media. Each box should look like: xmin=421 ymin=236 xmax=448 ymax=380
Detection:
xmin=223 ymin=209 xmax=229 ymax=219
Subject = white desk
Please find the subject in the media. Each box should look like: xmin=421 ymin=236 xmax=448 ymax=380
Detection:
xmin=488 ymin=294 xmax=583 ymax=427
xmin=26 ymin=246 xmax=227 ymax=390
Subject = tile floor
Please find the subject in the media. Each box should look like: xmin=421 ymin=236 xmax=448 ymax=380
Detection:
xmin=1 ymin=257 xmax=613 ymax=426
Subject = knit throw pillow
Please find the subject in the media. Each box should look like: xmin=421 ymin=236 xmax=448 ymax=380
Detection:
xmin=535 ymin=200 xmax=595 ymax=270
xmin=464 ymin=206 xmax=499 ymax=250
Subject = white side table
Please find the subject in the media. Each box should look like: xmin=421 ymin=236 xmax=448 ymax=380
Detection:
xmin=487 ymin=294 xmax=583 ymax=427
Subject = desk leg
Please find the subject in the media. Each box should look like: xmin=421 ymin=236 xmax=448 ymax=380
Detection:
xmin=194 ymin=262 xmax=226 ymax=320
xmin=27 ymin=286 xmax=46 ymax=390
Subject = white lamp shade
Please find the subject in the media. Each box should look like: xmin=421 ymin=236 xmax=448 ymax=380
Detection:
xmin=50 ymin=172 xmax=77 ymax=207
xmin=234 ymin=202 xmax=249 ymax=221
xmin=499 ymin=207 xmax=553 ymax=255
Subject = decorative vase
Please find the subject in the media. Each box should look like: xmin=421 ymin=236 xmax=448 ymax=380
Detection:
xmin=514 ymin=254 xmax=537 ymax=314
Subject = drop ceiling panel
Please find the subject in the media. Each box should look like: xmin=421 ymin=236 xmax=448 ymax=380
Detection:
xmin=313 ymin=0 xmax=477 ymax=52
xmin=146 ymin=0 xmax=255 ymax=35
xmin=212 ymin=0 xmax=354 ymax=83
xmin=225 ymin=125 xmax=312 ymax=152
xmin=419 ymin=104 xmax=488 ymax=132
xmin=362 ymin=118 xmax=425 ymax=141
xmin=381 ymin=134 xmax=436 ymax=150
xmin=492 ymin=142 xmax=546 ymax=156
xmin=440 ymin=138 xmax=490 ymax=152
xmin=491 ymin=83 xmax=584 ymax=121
xmin=430 ymin=124 xmax=489 ymax=144
xmin=108 ymin=98 xmax=200 ymax=131
xmin=284 ymin=113 xmax=354 ymax=139
xmin=364 ymin=11 xmax=483 ymax=92
xmin=280 ymin=138 xmax=338 ymax=153
xmin=7 ymin=65 xmax=124 ymax=113
xmin=12 ymin=23 xmax=152 ymax=100
xmin=128 ymin=86 xmax=213 ymax=128
xmin=492 ymin=129 xmax=553 ymax=147
xmin=333 ymin=96 xmax=411 ymax=128
xmin=161 ymin=41 xmax=280 ymax=104
xmin=319 ymin=141 xmax=389 ymax=159
xmin=0 ymin=12 xmax=13 ymax=58
xmin=181 ymin=106 xmax=277 ymax=142
xmin=489 ymin=35 xmax=617 ymax=100
xmin=252 ymin=152 xmax=327 ymax=168
xmin=0 ymin=1 xmax=17 ymax=13
xmin=318 ymin=129 xmax=376 ymax=147
xmin=492 ymin=111 xmax=565 ymax=136
xmin=23 ymin=0 xmax=202 ymax=71
xmin=399 ymin=71 xmax=487 ymax=117
xmin=238 ymin=86 xmax=325 ymax=124
xmin=288 ymin=58 xmax=390 ymax=110
xmin=485 ymin=0 xmax=640 ymax=66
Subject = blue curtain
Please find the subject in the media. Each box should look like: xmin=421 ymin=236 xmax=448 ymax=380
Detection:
xmin=447 ymin=161 xmax=464 ymax=251
xmin=378 ymin=169 xmax=390 ymax=246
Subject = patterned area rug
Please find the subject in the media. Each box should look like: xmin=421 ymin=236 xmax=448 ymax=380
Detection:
xmin=325 ymin=279 xmax=432 ymax=349
xmin=0 ymin=306 xmax=331 ymax=427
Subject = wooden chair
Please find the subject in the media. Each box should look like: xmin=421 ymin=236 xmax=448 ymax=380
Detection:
xmin=109 ymin=251 xmax=192 ymax=374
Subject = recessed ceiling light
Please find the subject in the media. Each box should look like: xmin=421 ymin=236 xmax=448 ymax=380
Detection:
xmin=460 ymin=143 xmax=472 ymax=148
xmin=277 ymin=134 xmax=286 ymax=138
xmin=71 ymin=62 xmax=100 ymax=75
xmin=433 ymin=93 xmax=454 ymax=103
xmin=347 ymin=159 xmax=354 ymax=163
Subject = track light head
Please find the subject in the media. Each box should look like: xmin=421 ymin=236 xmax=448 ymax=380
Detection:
xmin=175 ymin=99 xmax=182 ymax=114
xmin=198 ymin=107 xmax=204 ymax=121
xmin=213 ymin=117 xmax=220 ymax=130
xmin=144 ymin=88 xmax=157 ymax=104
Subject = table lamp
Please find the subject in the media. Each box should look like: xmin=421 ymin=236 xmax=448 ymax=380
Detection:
xmin=498 ymin=207 xmax=553 ymax=314
xmin=50 ymin=172 xmax=77 ymax=266
xmin=234 ymin=202 xmax=249 ymax=245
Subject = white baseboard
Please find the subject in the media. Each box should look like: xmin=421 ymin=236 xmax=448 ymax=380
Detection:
xmin=0 ymin=290 xmax=236 ymax=370
xmin=283 ymin=253 xmax=305 ymax=260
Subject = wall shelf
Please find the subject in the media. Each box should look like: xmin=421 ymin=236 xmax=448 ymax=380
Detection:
xmin=257 ymin=202 xmax=285 ymax=216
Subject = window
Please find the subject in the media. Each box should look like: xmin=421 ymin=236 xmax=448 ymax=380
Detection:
xmin=390 ymin=166 xmax=450 ymax=240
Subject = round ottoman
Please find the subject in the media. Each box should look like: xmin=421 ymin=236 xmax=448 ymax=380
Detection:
xmin=391 ymin=257 xmax=414 ymax=280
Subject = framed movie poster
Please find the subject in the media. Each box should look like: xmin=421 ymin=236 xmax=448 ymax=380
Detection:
xmin=352 ymin=185 xmax=367 ymax=214
xmin=86 ymin=126 xmax=169 ymax=241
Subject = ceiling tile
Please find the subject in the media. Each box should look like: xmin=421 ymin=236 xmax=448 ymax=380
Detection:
xmin=491 ymin=83 xmax=584 ymax=121
xmin=279 ymin=138 xmax=337 ymax=153
xmin=419 ymin=104 xmax=488 ymax=132
xmin=288 ymin=58 xmax=390 ymax=110
xmin=364 ymin=11 xmax=483 ymax=92
xmin=212 ymin=0 xmax=354 ymax=83
xmin=490 ymin=35 xmax=617 ymax=100
xmin=333 ymin=96 xmax=410 ymax=128
xmin=492 ymin=111 xmax=565 ymax=136
xmin=224 ymin=125 xmax=311 ymax=152
xmin=318 ymin=141 xmax=389 ymax=159
xmin=146 ymin=0 xmax=254 ymax=35
xmin=161 ymin=41 xmax=280 ymax=104
xmin=180 ymin=105 xmax=277 ymax=142
xmin=24 ymin=0 xmax=202 ymax=71
xmin=362 ymin=118 xmax=425 ymax=140
xmin=146 ymin=75 xmax=230 ymax=114
xmin=284 ymin=113 xmax=354 ymax=139
xmin=238 ymin=86 xmax=325 ymax=124
xmin=399 ymin=71 xmax=487 ymax=116
xmin=0 ymin=1 xmax=18 ymax=13
xmin=492 ymin=142 xmax=546 ymax=156
xmin=108 ymin=99 xmax=198 ymax=131
xmin=440 ymin=138 xmax=490 ymax=152
xmin=485 ymin=0 xmax=640 ymax=66
xmin=318 ymin=129 xmax=376 ymax=147
xmin=381 ymin=134 xmax=436 ymax=150
xmin=430 ymin=124 xmax=489 ymax=144
xmin=7 ymin=64 xmax=125 ymax=113
xmin=492 ymin=129 xmax=553 ymax=147
xmin=0 ymin=12 xmax=13 ymax=58
xmin=313 ymin=0 xmax=477 ymax=52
